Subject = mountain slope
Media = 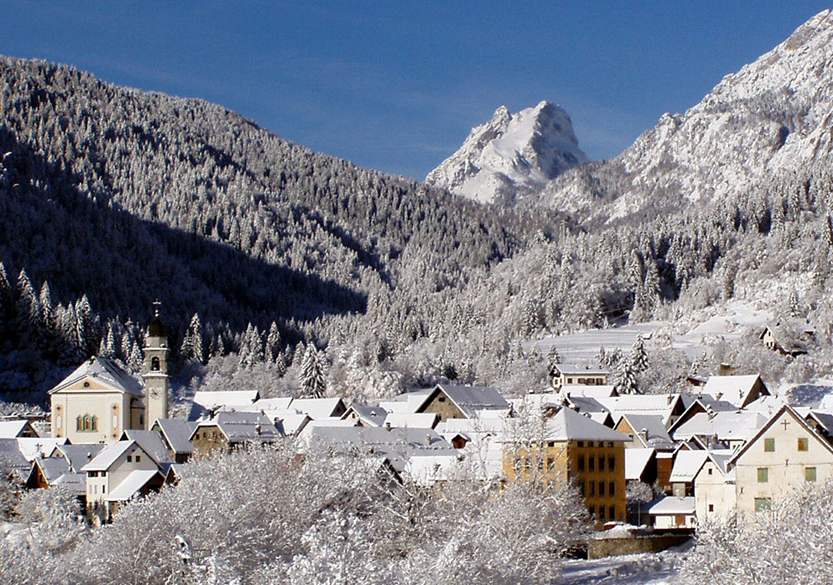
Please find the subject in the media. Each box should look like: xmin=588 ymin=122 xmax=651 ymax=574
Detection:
xmin=538 ymin=9 xmax=833 ymax=222
xmin=426 ymin=101 xmax=587 ymax=205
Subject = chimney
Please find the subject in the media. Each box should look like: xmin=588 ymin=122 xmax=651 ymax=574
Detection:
xmin=666 ymin=394 xmax=673 ymax=405
xmin=255 ymin=424 xmax=262 ymax=436
xmin=639 ymin=428 xmax=649 ymax=444
xmin=384 ymin=421 xmax=392 ymax=431
xmin=425 ymin=433 xmax=433 ymax=447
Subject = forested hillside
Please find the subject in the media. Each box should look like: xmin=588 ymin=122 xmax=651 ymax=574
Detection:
xmin=0 ymin=57 xmax=558 ymax=399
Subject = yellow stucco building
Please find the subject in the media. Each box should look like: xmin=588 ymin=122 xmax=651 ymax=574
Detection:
xmin=502 ymin=407 xmax=627 ymax=525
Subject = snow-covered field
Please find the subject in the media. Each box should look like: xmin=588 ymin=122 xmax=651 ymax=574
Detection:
xmin=531 ymin=300 xmax=773 ymax=363
xmin=560 ymin=550 xmax=683 ymax=584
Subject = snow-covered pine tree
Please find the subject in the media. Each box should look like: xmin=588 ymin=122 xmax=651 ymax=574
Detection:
xmin=300 ymin=343 xmax=326 ymax=398
xmin=266 ymin=321 xmax=281 ymax=363
xmin=614 ymin=358 xmax=640 ymax=395
xmin=128 ymin=341 xmax=144 ymax=373
xmin=630 ymin=336 xmax=649 ymax=373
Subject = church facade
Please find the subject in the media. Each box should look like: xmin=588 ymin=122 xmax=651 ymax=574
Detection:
xmin=50 ymin=306 xmax=170 ymax=443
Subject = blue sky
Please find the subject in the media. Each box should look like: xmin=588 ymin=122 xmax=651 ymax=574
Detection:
xmin=2 ymin=2 xmax=830 ymax=178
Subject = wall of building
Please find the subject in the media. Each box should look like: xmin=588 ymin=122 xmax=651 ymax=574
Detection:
xmin=51 ymin=378 xmax=132 ymax=444
xmin=191 ymin=425 xmax=229 ymax=457
xmin=735 ymin=413 xmax=833 ymax=517
xmin=694 ymin=461 xmax=736 ymax=520
xmin=419 ymin=392 xmax=465 ymax=422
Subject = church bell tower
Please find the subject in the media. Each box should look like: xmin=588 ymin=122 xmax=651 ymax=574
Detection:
xmin=142 ymin=301 xmax=170 ymax=429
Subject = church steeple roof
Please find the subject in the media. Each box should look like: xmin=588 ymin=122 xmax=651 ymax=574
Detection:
xmin=147 ymin=300 xmax=167 ymax=337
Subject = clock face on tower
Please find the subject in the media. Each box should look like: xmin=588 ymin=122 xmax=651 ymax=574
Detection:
xmin=149 ymin=387 xmax=159 ymax=398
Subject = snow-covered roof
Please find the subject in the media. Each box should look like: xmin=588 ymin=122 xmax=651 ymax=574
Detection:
xmin=343 ymin=404 xmax=388 ymax=427
xmin=0 ymin=420 xmax=35 ymax=438
xmin=291 ymin=397 xmax=346 ymax=419
xmin=0 ymin=439 xmax=29 ymax=474
xmin=273 ymin=413 xmax=311 ymax=436
xmin=302 ymin=425 xmax=451 ymax=453
xmin=52 ymin=472 xmax=86 ymax=495
xmin=55 ymin=444 xmax=106 ymax=472
xmin=33 ymin=457 xmax=70 ymax=483
xmin=671 ymin=410 xmax=766 ymax=443
xmin=195 ymin=411 xmax=282 ymax=443
xmin=436 ymin=416 xmax=506 ymax=436
xmin=121 ymin=430 xmax=174 ymax=466
xmin=15 ymin=437 xmax=68 ymax=461
xmin=618 ymin=414 xmax=675 ymax=450
xmin=648 ymin=496 xmax=696 ymax=516
xmin=81 ymin=440 xmax=138 ymax=472
xmin=668 ymin=450 xmax=709 ymax=483
xmin=404 ymin=452 xmax=466 ymax=485
xmin=106 ymin=469 xmax=161 ymax=501
xmin=51 ymin=356 xmax=143 ymax=396
xmin=561 ymin=385 xmax=618 ymax=398
xmin=702 ymin=375 xmax=766 ymax=407
xmin=806 ymin=410 xmax=833 ymax=436
xmin=555 ymin=364 xmax=611 ymax=376
xmin=153 ymin=419 xmax=197 ymax=455
xmin=192 ymin=390 xmax=259 ymax=411
xmin=541 ymin=407 xmax=629 ymax=443
xmin=417 ymin=384 xmax=510 ymax=419
xmin=251 ymin=397 xmax=294 ymax=411
xmin=625 ymin=448 xmax=656 ymax=481
xmin=596 ymin=394 xmax=681 ymax=425
xmin=384 ymin=412 xmax=438 ymax=429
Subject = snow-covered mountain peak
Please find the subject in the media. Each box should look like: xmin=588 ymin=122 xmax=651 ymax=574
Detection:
xmin=426 ymin=100 xmax=587 ymax=205
xmin=540 ymin=9 xmax=833 ymax=222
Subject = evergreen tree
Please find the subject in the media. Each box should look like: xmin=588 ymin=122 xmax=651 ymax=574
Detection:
xmin=614 ymin=359 xmax=640 ymax=395
xmin=630 ymin=336 xmax=649 ymax=373
xmin=266 ymin=321 xmax=281 ymax=363
xmin=15 ymin=270 xmax=41 ymax=341
xmin=299 ymin=343 xmax=326 ymax=398
xmin=128 ymin=341 xmax=144 ymax=374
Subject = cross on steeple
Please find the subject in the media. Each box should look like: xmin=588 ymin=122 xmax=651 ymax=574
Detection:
xmin=152 ymin=299 xmax=162 ymax=317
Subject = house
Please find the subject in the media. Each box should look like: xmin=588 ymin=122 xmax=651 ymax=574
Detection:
xmin=625 ymin=448 xmax=657 ymax=485
xmin=119 ymin=430 xmax=175 ymax=469
xmin=693 ymin=450 xmax=736 ymax=522
xmin=596 ymin=394 xmax=685 ymax=427
xmin=551 ymin=365 xmax=610 ymax=391
xmin=669 ymin=409 xmax=767 ymax=451
xmin=414 ymin=384 xmax=510 ymax=422
xmin=291 ymin=397 xmax=347 ymax=420
xmin=614 ymin=414 xmax=675 ymax=451
xmin=702 ymin=374 xmax=770 ymax=409
xmin=151 ymin=418 xmax=198 ymax=463
xmin=81 ymin=440 xmax=166 ymax=522
xmin=670 ymin=394 xmax=739 ymax=431
xmin=190 ymin=411 xmax=282 ymax=457
xmin=668 ymin=450 xmax=709 ymax=497
xmin=50 ymin=308 xmax=171 ymax=442
xmin=759 ymin=323 xmax=814 ymax=357
xmin=560 ymin=384 xmax=618 ymax=399
xmin=647 ymin=496 xmax=696 ymax=530
xmin=190 ymin=390 xmax=260 ymax=419
xmin=383 ymin=412 xmax=439 ymax=429
xmin=341 ymin=404 xmax=388 ymax=427
xmin=501 ymin=407 xmax=627 ymax=525
xmin=0 ymin=419 xmax=39 ymax=438
xmin=728 ymin=404 xmax=833 ymax=517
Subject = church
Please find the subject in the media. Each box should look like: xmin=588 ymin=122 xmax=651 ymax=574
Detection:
xmin=49 ymin=305 xmax=170 ymax=444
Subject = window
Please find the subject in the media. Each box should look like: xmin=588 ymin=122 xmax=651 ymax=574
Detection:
xmin=589 ymin=482 xmax=596 ymax=497
xmin=588 ymin=456 xmax=595 ymax=472
xmin=126 ymin=455 xmax=132 ymax=463
xmin=135 ymin=455 xmax=141 ymax=463
xmin=757 ymin=467 xmax=768 ymax=483
xmin=798 ymin=438 xmax=809 ymax=452
xmin=577 ymin=441 xmax=584 ymax=447
xmin=577 ymin=455 xmax=585 ymax=472
xmin=579 ymin=481 xmax=585 ymax=496
xmin=608 ymin=506 xmax=615 ymax=520
xmin=764 ymin=438 xmax=775 ymax=452
xmin=708 ymin=504 xmax=714 ymax=512
xmin=76 ymin=414 xmax=98 ymax=432
xmin=546 ymin=457 xmax=555 ymax=471
xmin=598 ymin=481 xmax=605 ymax=497
xmin=588 ymin=505 xmax=595 ymax=517
xmin=754 ymin=498 xmax=772 ymax=512
xmin=598 ymin=456 xmax=605 ymax=472
xmin=151 ymin=356 xmax=161 ymax=371
xmin=609 ymin=481 xmax=616 ymax=496
xmin=607 ymin=455 xmax=615 ymax=471
xmin=805 ymin=467 xmax=817 ymax=482
xmin=708 ymin=467 xmax=713 ymax=476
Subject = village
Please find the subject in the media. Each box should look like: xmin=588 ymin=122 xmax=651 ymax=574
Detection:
xmin=0 ymin=307 xmax=826 ymax=559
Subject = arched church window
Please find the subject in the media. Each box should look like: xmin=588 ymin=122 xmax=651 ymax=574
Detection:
xmin=76 ymin=416 xmax=83 ymax=431
xmin=151 ymin=357 xmax=161 ymax=371
xmin=91 ymin=416 xmax=98 ymax=432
